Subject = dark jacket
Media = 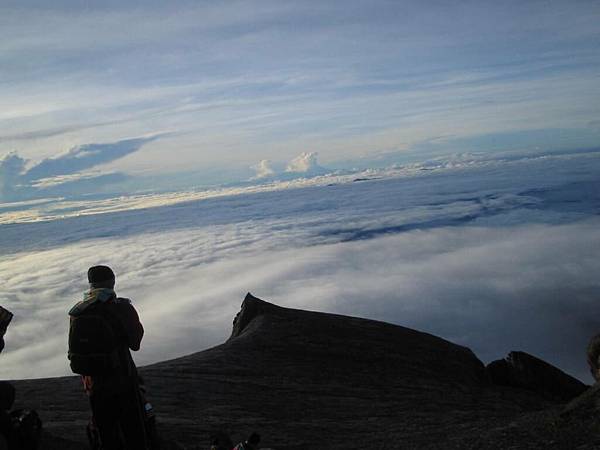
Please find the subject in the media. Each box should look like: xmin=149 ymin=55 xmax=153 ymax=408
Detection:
xmin=103 ymin=297 xmax=144 ymax=380
xmin=103 ymin=297 xmax=144 ymax=352
xmin=69 ymin=289 xmax=144 ymax=389
xmin=70 ymin=289 xmax=148 ymax=450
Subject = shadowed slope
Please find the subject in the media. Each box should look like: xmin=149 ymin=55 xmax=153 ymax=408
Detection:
xmin=135 ymin=294 xmax=556 ymax=449
xmin=228 ymin=293 xmax=489 ymax=386
xmin=487 ymin=351 xmax=588 ymax=401
xmin=10 ymin=294 xmax=595 ymax=449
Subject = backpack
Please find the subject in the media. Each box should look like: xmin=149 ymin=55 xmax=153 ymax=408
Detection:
xmin=68 ymin=302 xmax=123 ymax=376
xmin=8 ymin=409 xmax=42 ymax=450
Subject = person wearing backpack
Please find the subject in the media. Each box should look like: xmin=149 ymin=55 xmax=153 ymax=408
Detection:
xmin=68 ymin=265 xmax=148 ymax=450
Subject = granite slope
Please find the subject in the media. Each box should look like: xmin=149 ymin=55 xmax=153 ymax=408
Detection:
xmin=10 ymin=293 xmax=597 ymax=449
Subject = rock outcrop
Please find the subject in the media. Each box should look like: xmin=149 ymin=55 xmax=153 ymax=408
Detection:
xmin=229 ymin=293 xmax=489 ymax=386
xmin=9 ymin=294 xmax=598 ymax=449
xmin=487 ymin=351 xmax=588 ymax=401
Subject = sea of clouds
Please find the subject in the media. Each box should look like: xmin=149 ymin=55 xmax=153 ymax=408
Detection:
xmin=0 ymin=150 xmax=599 ymax=382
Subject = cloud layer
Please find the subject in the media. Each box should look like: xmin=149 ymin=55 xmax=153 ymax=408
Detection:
xmin=0 ymin=151 xmax=599 ymax=382
xmin=1 ymin=218 xmax=599 ymax=383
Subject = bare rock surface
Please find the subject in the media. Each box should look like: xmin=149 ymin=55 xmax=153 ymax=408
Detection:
xmin=487 ymin=351 xmax=589 ymax=401
xmin=9 ymin=293 xmax=599 ymax=449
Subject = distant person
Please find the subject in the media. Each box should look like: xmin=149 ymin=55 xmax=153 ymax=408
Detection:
xmin=68 ymin=265 xmax=148 ymax=450
xmin=587 ymin=334 xmax=600 ymax=382
xmin=0 ymin=306 xmax=15 ymax=449
xmin=233 ymin=432 xmax=261 ymax=450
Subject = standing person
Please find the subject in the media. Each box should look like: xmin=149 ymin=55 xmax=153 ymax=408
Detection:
xmin=68 ymin=265 xmax=148 ymax=450
xmin=0 ymin=307 xmax=15 ymax=450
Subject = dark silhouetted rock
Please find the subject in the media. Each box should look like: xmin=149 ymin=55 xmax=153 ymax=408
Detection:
xmin=487 ymin=351 xmax=588 ymax=401
xmin=230 ymin=293 xmax=277 ymax=339
xmin=228 ymin=293 xmax=489 ymax=386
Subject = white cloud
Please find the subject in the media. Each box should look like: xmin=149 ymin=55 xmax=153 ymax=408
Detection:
xmin=1 ymin=218 xmax=599 ymax=383
xmin=249 ymin=152 xmax=331 ymax=181
xmin=251 ymin=160 xmax=276 ymax=179
xmin=285 ymin=152 xmax=328 ymax=175
xmin=0 ymin=150 xmax=598 ymax=382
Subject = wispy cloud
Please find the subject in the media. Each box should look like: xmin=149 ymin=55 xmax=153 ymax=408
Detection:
xmin=0 ymin=136 xmax=155 ymax=201
xmin=0 ymin=1 xmax=598 ymax=173
xmin=23 ymin=137 xmax=154 ymax=181
xmin=0 ymin=119 xmax=128 ymax=143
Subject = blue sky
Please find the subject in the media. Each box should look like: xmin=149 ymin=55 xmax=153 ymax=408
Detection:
xmin=0 ymin=0 xmax=599 ymax=198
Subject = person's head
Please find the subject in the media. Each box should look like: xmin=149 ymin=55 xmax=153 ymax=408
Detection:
xmin=87 ymin=265 xmax=115 ymax=289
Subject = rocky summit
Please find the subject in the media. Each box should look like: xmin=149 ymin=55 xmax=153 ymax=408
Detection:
xmin=10 ymin=294 xmax=600 ymax=449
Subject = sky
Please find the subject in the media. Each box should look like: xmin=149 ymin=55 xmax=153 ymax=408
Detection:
xmin=0 ymin=0 xmax=599 ymax=202
xmin=0 ymin=1 xmax=599 ymax=386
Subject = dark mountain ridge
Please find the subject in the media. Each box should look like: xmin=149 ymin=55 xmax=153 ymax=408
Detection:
xmin=9 ymin=294 xmax=600 ymax=449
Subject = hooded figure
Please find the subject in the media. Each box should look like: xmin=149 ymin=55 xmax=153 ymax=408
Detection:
xmin=69 ymin=265 xmax=148 ymax=450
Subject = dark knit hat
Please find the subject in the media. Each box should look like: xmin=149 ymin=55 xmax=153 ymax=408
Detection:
xmin=87 ymin=265 xmax=115 ymax=285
